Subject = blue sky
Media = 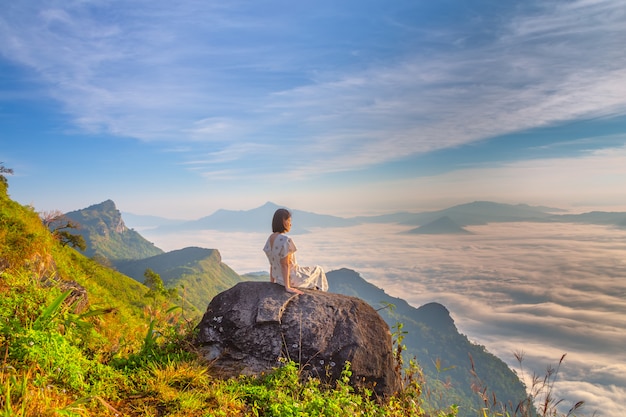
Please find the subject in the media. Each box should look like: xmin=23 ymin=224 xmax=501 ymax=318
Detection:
xmin=1 ymin=0 xmax=625 ymax=218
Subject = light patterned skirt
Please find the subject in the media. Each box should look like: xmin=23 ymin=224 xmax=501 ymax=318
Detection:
xmin=290 ymin=264 xmax=328 ymax=291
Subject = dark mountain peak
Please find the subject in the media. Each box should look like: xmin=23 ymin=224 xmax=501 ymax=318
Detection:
xmin=200 ymin=201 xmax=280 ymax=220
xmin=327 ymin=268 xmax=390 ymax=299
xmin=419 ymin=301 xmax=451 ymax=315
xmin=327 ymin=268 xmax=459 ymax=331
xmin=448 ymin=201 xmax=503 ymax=211
xmin=415 ymin=302 xmax=456 ymax=330
xmin=252 ymin=201 xmax=287 ymax=217
xmin=408 ymin=216 xmax=471 ymax=235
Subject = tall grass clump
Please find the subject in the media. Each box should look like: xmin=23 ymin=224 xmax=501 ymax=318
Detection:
xmin=468 ymin=351 xmax=593 ymax=417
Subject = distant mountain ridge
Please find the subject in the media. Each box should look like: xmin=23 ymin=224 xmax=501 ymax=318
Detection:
xmin=155 ymin=201 xmax=357 ymax=233
xmin=398 ymin=201 xmax=562 ymax=227
xmin=124 ymin=200 xmax=626 ymax=234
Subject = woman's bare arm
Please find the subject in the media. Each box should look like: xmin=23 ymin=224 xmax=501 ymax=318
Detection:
xmin=281 ymin=254 xmax=303 ymax=294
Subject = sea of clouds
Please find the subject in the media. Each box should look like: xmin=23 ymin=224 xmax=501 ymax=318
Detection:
xmin=141 ymin=222 xmax=626 ymax=417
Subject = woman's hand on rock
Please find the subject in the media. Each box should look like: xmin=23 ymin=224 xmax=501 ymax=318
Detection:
xmin=286 ymin=287 xmax=304 ymax=295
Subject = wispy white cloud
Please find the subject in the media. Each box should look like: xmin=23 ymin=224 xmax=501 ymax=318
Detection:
xmin=197 ymin=169 xmax=240 ymax=181
xmin=266 ymin=0 xmax=626 ymax=175
xmin=185 ymin=142 xmax=273 ymax=166
xmin=0 ymin=1 xmax=269 ymax=138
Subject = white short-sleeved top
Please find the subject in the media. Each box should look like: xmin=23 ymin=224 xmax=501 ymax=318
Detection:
xmin=263 ymin=233 xmax=297 ymax=283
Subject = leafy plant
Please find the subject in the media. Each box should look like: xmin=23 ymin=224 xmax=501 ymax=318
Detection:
xmin=32 ymin=290 xmax=71 ymax=331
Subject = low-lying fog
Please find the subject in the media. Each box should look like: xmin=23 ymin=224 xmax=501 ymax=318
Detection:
xmin=141 ymin=222 xmax=626 ymax=417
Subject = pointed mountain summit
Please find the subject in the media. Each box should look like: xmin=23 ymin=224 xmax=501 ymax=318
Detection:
xmin=64 ymin=200 xmax=164 ymax=262
xmin=407 ymin=216 xmax=472 ymax=234
xmin=415 ymin=302 xmax=456 ymax=330
xmin=194 ymin=201 xmax=282 ymax=232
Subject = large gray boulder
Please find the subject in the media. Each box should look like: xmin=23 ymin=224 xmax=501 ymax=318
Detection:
xmin=195 ymin=281 xmax=401 ymax=398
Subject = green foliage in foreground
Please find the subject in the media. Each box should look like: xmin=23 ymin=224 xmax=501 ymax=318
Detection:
xmin=0 ymin=266 xmax=434 ymax=416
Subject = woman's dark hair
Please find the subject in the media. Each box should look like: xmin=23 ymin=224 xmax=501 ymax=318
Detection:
xmin=272 ymin=208 xmax=291 ymax=233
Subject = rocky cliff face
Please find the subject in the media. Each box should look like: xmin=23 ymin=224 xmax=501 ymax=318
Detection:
xmin=63 ymin=199 xmax=163 ymax=261
xmin=195 ymin=281 xmax=402 ymax=398
xmin=65 ymin=199 xmax=127 ymax=237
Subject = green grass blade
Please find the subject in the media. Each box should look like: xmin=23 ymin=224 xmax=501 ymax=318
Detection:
xmin=32 ymin=290 xmax=71 ymax=330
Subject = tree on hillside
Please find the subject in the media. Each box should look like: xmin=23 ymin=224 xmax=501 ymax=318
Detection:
xmin=144 ymin=268 xmax=178 ymax=300
xmin=0 ymin=162 xmax=13 ymax=190
xmin=40 ymin=210 xmax=87 ymax=251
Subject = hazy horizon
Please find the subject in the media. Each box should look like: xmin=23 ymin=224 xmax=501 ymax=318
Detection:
xmin=137 ymin=220 xmax=626 ymax=417
xmin=118 ymin=199 xmax=623 ymax=224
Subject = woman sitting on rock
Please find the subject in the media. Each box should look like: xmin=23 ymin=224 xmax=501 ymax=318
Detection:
xmin=263 ymin=208 xmax=328 ymax=294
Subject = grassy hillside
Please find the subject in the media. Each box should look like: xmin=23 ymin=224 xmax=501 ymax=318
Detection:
xmin=1 ymin=192 xmax=156 ymax=333
xmin=0 ymin=184 xmax=178 ymax=413
xmin=115 ymin=246 xmax=244 ymax=315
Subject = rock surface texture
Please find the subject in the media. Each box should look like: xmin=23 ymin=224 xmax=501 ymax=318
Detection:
xmin=195 ymin=281 xmax=401 ymax=398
